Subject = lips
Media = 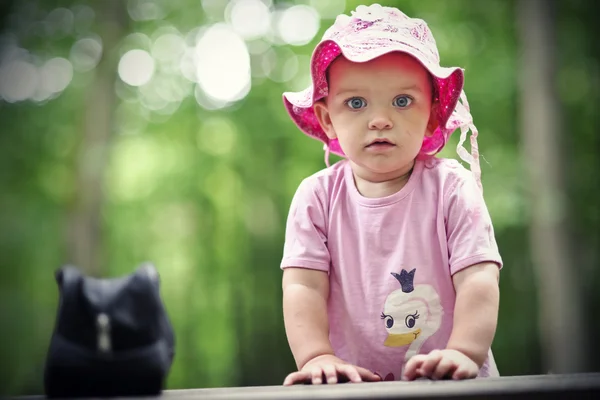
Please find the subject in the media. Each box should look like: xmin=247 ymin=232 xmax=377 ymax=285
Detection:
xmin=367 ymin=139 xmax=395 ymax=147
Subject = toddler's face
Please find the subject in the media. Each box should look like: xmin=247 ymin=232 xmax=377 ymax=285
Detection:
xmin=314 ymin=52 xmax=437 ymax=181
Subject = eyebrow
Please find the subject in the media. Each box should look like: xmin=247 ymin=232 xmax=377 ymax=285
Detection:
xmin=333 ymin=84 xmax=423 ymax=97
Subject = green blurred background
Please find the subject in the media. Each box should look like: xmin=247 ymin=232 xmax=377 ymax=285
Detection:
xmin=0 ymin=0 xmax=598 ymax=395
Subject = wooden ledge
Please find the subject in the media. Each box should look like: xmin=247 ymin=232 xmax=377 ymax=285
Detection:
xmin=16 ymin=373 xmax=600 ymax=400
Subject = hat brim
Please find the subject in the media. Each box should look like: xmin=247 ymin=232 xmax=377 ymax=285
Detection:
xmin=283 ymin=39 xmax=464 ymax=158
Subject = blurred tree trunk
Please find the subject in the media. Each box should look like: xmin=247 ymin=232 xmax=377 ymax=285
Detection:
xmin=517 ymin=0 xmax=588 ymax=374
xmin=66 ymin=0 xmax=128 ymax=277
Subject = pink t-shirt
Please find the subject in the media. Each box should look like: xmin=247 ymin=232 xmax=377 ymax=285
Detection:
xmin=280 ymin=157 xmax=503 ymax=381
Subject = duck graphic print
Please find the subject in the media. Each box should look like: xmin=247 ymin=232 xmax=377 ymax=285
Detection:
xmin=378 ymin=268 xmax=444 ymax=381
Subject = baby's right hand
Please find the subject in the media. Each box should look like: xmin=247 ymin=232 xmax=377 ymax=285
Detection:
xmin=283 ymin=354 xmax=381 ymax=385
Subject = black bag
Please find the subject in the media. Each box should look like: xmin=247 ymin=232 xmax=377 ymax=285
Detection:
xmin=43 ymin=263 xmax=175 ymax=398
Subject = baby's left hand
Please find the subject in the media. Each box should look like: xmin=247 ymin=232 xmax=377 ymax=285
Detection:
xmin=403 ymin=349 xmax=479 ymax=381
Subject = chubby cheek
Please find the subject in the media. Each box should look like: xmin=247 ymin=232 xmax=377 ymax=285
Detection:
xmin=414 ymin=121 xmax=431 ymax=138
xmin=405 ymin=112 xmax=433 ymax=137
xmin=335 ymin=132 xmax=362 ymax=155
xmin=329 ymin=108 xmax=355 ymax=127
xmin=417 ymin=106 xmax=435 ymax=134
xmin=330 ymin=115 xmax=361 ymax=142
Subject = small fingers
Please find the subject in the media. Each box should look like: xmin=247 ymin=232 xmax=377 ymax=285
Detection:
xmin=431 ymin=356 xmax=456 ymax=380
xmin=355 ymin=366 xmax=382 ymax=382
xmin=311 ymin=367 xmax=325 ymax=384
xmin=283 ymin=371 xmax=311 ymax=386
xmin=403 ymin=354 xmax=427 ymax=380
xmin=322 ymin=364 xmax=338 ymax=384
xmin=452 ymin=367 xmax=468 ymax=380
xmin=452 ymin=363 xmax=478 ymax=380
xmin=284 ymin=363 xmax=381 ymax=386
xmin=417 ymin=350 xmax=443 ymax=378
xmin=336 ymin=364 xmax=362 ymax=383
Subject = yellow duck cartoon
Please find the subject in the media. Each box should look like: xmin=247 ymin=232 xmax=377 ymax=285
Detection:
xmin=381 ymin=268 xmax=444 ymax=377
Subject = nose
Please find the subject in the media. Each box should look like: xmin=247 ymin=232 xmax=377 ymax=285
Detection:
xmin=368 ymin=112 xmax=393 ymax=130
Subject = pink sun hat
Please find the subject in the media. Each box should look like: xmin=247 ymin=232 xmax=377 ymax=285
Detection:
xmin=282 ymin=4 xmax=483 ymax=190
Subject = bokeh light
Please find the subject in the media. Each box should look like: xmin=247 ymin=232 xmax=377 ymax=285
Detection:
xmin=201 ymin=0 xmax=229 ymax=21
xmin=276 ymin=5 xmax=320 ymax=46
xmin=71 ymin=4 xmax=95 ymax=35
xmin=0 ymin=30 xmax=77 ymax=103
xmin=118 ymin=49 xmax=155 ymax=87
xmin=138 ymin=79 xmax=170 ymax=112
xmin=0 ymin=59 xmax=38 ymax=102
xmin=127 ymin=0 xmax=166 ymax=21
xmin=36 ymin=57 xmax=74 ymax=101
xmin=226 ymin=0 xmax=271 ymax=41
xmin=151 ymin=32 xmax=186 ymax=63
xmin=194 ymin=23 xmax=251 ymax=107
xmin=44 ymin=7 xmax=74 ymax=38
xmin=0 ymin=0 xmax=323 ymax=107
xmin=120 ymin=32 xmax=153 ymax=54
xmin=246 ymin=39 xmax=271 ymax=55
xmin=179 ymin=46 xmax=199 ymax=83
xmin=263 ymin=46 xmax=299 ymax=83
xmin=70 ymin=36 xmax=103 ymax=72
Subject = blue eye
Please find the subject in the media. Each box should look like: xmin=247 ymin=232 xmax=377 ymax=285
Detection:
xmin=405 ymin=311 xmax=419 ymax=328
xmin=393 ymin=96 xmax=412 ymax=108
xmin=346 ymin=97 xmax=366 ymax=109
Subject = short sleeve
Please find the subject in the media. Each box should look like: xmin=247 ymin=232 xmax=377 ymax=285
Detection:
xmin=280 ymin=178 xmax=331 ymax=272
xmin=445 ymin=173 xmax=503 ymax=275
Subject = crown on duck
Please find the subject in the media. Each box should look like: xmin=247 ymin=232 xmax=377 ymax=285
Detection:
xmin=391 ymin=269 xmax=416 ymax=293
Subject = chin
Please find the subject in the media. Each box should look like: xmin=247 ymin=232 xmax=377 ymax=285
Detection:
xmin=350 ymin=153 xmax=413 ymax=174
xmin=361 ymin=162 xmax=405 ymax=176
